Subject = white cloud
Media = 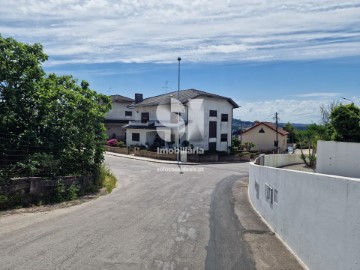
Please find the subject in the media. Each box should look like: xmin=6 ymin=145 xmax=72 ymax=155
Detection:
xmin=0 ymin=0 xmax=360 ymax=65
xmin=292 ymin=92 xmax=341 ymax=98
xmin=234 ymin=96 xmax=360 ymax=123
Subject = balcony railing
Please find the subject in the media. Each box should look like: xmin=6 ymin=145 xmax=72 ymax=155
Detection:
xmin=129 ymin=120 xmax=155 ymax=126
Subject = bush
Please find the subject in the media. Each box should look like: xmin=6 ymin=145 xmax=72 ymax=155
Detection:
xmin=107 ymin=139 xmax=118 ymax=146
xmin=181 ymin=140 xmax=190 ymax=147
xmin=117 ymin=141 xmax=125 ymax=148
xmin=53 ymin=180 xmax=80 ymax=203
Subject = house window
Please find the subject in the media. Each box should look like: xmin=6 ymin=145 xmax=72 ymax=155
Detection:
xmin=209 ymin=110 xmax=217 ymax=117
xmin=125 ymin=111 xmax=132 ymax=117
xmin=221 ymin=134 xmax=227 ymax=142
xmin=259 ymin=128 xmax=265 ymax=133
xmin=132 ymin=133 xmax=140 ymax=142
xmin=141 ymin=112 xmax=149 ymax=123
xmin=221 ymin=114 xmax=228 ymax=122
xmin=209 ymin=121 xmax=217 ymax=138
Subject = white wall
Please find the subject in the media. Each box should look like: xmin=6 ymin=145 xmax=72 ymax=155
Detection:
xmin=249 ymin=155 xmax=360 ymax=270
xmin=317 ymin=140 xmax=360 ymax=178
xmin=201 ymin=97 xmax=233 ymax=152
xmin=126 ymin=129 xmax=147 ymax=146
xmin=106 ymin=102 xmax=134 ymax=120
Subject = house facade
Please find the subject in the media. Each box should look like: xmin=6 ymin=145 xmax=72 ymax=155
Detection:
xmin=125 ymin=89 xmax=239 ymax=152
xmin=240 ymin=121 xmax=288 ymax=152
xmin=104 ymin=95 xmax=135 ymax=140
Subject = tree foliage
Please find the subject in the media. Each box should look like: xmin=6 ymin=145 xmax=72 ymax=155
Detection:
xmin=283 ymin=122 xmax=298 ymax=143
xmin=330 ymin=103 xmax=360 ymax=142
xmin=320 ymin=100 xmax=340 ymax=125
xmin=297 ymin=124 xmax=329 ymax=168
xmin=0 ymin=35 xmax=111 ymax=183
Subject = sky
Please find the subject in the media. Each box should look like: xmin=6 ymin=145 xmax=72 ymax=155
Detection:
xmin=1 ymin=0 xmax=360 ymax=123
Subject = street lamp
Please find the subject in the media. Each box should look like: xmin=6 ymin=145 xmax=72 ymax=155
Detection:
xmin=341 ymin=97 xmax=354 ymax=103
xmin=177 ymin=57 xmax=182 ymax=173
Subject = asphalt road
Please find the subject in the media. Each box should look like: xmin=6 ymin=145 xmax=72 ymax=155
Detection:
xmin=0 ymin=155 xmax=254 ymax=270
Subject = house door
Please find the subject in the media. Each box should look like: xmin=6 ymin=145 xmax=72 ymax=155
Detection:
xmin=209 ymin=142 xmax=217 ymax=152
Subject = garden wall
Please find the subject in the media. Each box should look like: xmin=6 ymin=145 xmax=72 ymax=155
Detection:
xmin=249 ymin=155 xmax=360 ymax=270
xmin=317 ymin=140 xmax=360 ymax=178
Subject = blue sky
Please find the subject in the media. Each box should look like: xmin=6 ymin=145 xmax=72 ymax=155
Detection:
xmin=1 ymin=0 xmax=360 ymax=123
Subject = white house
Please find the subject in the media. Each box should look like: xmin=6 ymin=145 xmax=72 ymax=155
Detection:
xmin=125 ymin=89 xmax=239 ymax=152
xmin=104 ymin=95 xmax=135 ymax=140
xmin=240 ymin=121 xmax=288 ymax=152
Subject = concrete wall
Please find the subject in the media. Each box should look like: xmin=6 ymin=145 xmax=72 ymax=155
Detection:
xmin=241 ymin=124 xmax=288 ymax=152
xmin=200 ymin=97 xmax=233 ymax=152
xmin=249 ymin=155 xmax=360 ymax=270
xmin=263 ymin=154 xmax=303 ymax=167
xmin=105 ymin=101 xmax=135 ymax=120
xmin=317 ymin=140 xmax=360 ymax=178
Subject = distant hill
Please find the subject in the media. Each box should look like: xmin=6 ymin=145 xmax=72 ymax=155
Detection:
xmin=232 ymin=119 xmax=310 ymax=133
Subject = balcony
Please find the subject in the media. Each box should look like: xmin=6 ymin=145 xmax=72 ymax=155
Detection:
xmin=129 ymin=120 xmax=155 ymax=126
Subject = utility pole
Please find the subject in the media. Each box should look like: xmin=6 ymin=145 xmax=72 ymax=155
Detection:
xmin=275 ymin=112 xmax=279 ymax=154
xmin=177 ymin=57 xmax=182 ymax=170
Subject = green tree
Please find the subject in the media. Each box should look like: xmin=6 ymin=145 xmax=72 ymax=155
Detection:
xmin=297 ymin=124 xmax=329 ymax=168
xmin=330 ymin=103 xmax=360 ymax=142
xmin=0 ymin=35 xmax=111 ymax=183
xmin=283 ymin=122 xmax=297 ymax=143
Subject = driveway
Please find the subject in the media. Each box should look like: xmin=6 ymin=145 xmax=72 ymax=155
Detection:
xmin=0 ymin=155 xmax=301 ymax=270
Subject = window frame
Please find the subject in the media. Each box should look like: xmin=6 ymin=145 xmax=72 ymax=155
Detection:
xmin=132 ymin=133 xmax=140 ymax=142
xmin=221 ymin=114 xmax=228 ymax=122
xmin=209 ymin=110 xmax=217 ymax=117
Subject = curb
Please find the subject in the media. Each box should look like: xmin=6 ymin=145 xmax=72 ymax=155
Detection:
xmin=105 ymin=152 xmax=200 ymax=165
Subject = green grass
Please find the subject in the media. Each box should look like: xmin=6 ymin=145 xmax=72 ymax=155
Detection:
xmin=99 ymin=165 xmax=117 ymax=193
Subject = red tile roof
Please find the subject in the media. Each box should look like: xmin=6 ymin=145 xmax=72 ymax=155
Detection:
xmin=242 ymin=122 xmax=289 ymax=136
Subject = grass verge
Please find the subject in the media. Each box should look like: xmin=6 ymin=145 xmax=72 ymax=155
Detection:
xmin=99 ymin=164 xmax=117 ymax=193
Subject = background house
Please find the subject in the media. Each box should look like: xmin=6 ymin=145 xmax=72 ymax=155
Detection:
xmin=125 ymin=89 xmax=239 ymax=152
xmin=240 ymin=121 xmax=288 ymax=152
xmin=104 ymin=94 xmax=134 ymax=140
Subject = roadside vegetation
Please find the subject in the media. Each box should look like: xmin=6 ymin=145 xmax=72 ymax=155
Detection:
xmin=99 ymin=165 xmax=117 ymax=193
xmin=0 ymin=35 xmax=113 ymax=209
xmin=283 ymin=101 xmax=360 ymax=168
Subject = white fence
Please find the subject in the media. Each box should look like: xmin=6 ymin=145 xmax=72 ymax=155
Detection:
xmin=249 ymin=154 xmax=360 ymax=270
xmin=317 ymin=140 xmax=360 ymax=178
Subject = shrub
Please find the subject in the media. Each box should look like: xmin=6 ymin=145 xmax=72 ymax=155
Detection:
xmin=107 ymin=139 xmax=118 ymax=146
xmin=99 ymin=165 xmax=117 ymax=193
xmin=117 ymin=141 xmax=125 ymax=148
xmin=181 ymin=140 xmax=190 ymax=147
xmin=53 ymin=180 xmax=80 ymax=203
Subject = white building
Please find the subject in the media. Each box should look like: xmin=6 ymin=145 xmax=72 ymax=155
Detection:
xmin=104 ymin=95 xmax=135 ymax=140
xmin=125 ymin=89 xmax=239 ymax=152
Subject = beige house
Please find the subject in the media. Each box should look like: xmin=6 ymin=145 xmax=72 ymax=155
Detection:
xmin=240 ymin=121 xmax=288 ymax=153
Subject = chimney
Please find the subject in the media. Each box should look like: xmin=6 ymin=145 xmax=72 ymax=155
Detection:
xmin=135 ymin=93 xmax=143 ymax=104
